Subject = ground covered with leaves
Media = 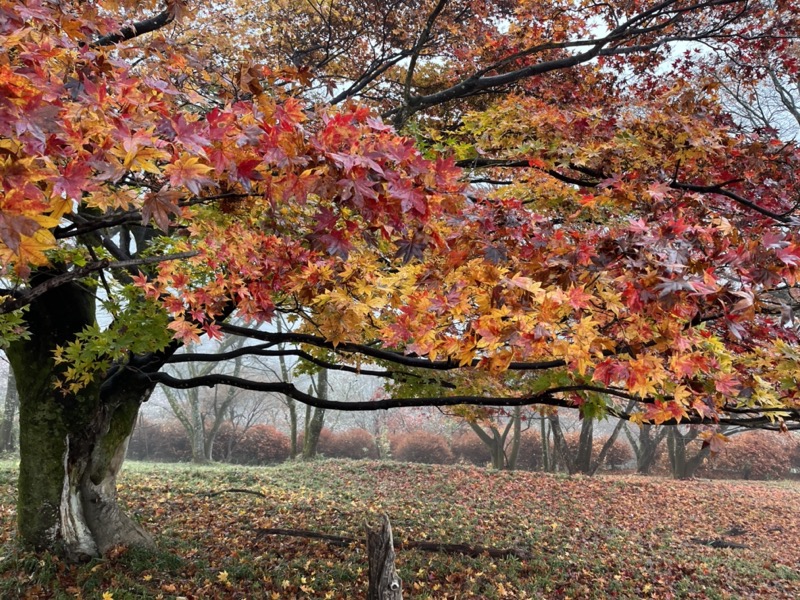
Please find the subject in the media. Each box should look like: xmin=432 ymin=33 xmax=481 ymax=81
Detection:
xmin=0 ymin=459 xmax=798 ymax=599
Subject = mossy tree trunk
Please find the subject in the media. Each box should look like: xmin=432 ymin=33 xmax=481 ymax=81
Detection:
xmin=6 ymin=277 xmax=155 ymax=559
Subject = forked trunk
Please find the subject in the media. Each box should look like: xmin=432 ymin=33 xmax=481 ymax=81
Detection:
xmin=7 ymin=276 xmax=155 ymax=559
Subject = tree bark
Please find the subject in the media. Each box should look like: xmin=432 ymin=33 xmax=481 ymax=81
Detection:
xmin=507 ymin=406 xmax=522 ymax=470
xmin=0 ymin=368 xmax=18 ymax=452
xmin=288 ymin=399 xmax=298 ymax=458
xmin=366 ymin=514 xmax=402 ymax=600
xmin=6 ymin=276 xmax=155 ymax=559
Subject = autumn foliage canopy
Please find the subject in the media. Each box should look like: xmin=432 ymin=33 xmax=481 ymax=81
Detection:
xmin=3 ymin=0 xmax=800 ymax=432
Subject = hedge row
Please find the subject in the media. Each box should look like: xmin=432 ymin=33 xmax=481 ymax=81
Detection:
xmin=128 ymin=419 xmax=800 ymax=478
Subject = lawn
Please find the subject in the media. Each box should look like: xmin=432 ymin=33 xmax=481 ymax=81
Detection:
xmin=0 ymin=459 xmax=798 ymax=599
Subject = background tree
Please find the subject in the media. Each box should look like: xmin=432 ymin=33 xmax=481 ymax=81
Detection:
xmin=624 ymin=422 xmax=668 ymax=475
xmin=666 ymin=427 xmax=712 ymax=480
xmin=160 ymin=337 xmax=246 ymax=463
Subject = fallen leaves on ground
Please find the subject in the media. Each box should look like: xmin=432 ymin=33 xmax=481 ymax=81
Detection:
xmin=0 ymin=460 xmax=798 ymax=598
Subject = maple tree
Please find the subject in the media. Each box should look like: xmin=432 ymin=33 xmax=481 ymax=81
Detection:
xmin=3 ymin=0 xmax=800 ymax=559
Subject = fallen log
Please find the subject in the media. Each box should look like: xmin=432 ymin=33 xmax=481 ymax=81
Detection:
xmin=255 ymin=526 xmax=532 ymax=559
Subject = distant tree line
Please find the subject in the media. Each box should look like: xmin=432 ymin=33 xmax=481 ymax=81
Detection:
xmin=126 ymin=417 xmax=800 ymax=481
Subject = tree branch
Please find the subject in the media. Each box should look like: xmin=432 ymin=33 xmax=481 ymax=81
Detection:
xmin=218 ymin=323 xmax=567 ymax=372
xmin=0 ymin=252 xmax=197 ymax=314
xmin=94 ymin=5 xmax=176 ymax=47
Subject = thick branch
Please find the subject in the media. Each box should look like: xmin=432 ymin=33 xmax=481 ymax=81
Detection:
xmin=146 ymin=371 xmax=800 ymax=428
xmin=165 ymin=345 xmax=457 ymax=388
xmin=218 ymin=323 xmax=566 ymax=372
xmin=94 ymin=6 xmax=175 ymax=47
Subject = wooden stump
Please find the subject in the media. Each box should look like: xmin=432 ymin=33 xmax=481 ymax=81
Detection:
xmin=366 ymin=514 xmax=402 ymax=600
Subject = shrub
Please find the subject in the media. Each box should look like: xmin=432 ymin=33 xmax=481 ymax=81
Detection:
xmin=230 ymin=424 xmax=290 ymax=465
xmin=450 ymin=431 xmax=490 ymax=466
xmin=127 ymin=419 xmax=190 ymax=462
xmin=790 ymin=438 xmax=800 ymax=471
xmin=393 ymin=431 xmax=454 ymax=464
xmin=323 ymin=428 xmax=379 ymax=459
xmin=701 ymin=432 xmax=794 ymax=480
xmin=299 ymin=427 xmax=335 ymax=457
xmin=593 ymin=435 xmax=634 ymax=469
xmin=561 ymin=431 xmax=633 ymax=470
xmin=516 ymin=430 xmax=544 ymax=471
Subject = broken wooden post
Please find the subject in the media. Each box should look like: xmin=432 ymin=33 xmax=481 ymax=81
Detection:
xmin=366 ymin=513 xmax=402 ymax=600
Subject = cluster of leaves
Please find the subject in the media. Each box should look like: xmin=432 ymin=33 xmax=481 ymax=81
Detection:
xmin=2 ymin=459 xmax=799 ymax=598
xmin=127 ymin=419 xmax=193 ymax=463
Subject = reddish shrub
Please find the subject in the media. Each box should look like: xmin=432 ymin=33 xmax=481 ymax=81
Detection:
xmin=299 ymin=427 xmax=335 ymax=457
xmin=561 ymin=431 xmax=633 ymax=470
xmin=516 ymin=430 xmax=544 ymax=471
xmin=393 ymin=431 xmax=454 ymax=464
xmin=127 ymin=419 xmax=190 ymax=462
xmin=790 ymin=438 xmax=800 ymax=471
xmin=593 ymin=435 xmax=634 ymax=469
xmin=450 ymin=431 xmax=490 ymax=466
xmin=230 ymin=424 xmax=290 ymax=465
xmin=322 ymin=428 xmax=378 ymax=459
xmin=701 ymin=432 xmax=794 ymax=480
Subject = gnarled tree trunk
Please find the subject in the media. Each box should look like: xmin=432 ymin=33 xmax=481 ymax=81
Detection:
xmin=7 ymin=277 xmax=154 ymax=559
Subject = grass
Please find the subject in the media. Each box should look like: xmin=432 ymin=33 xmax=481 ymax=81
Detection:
xmin=0 ymin=459 xmax=799 ymax=598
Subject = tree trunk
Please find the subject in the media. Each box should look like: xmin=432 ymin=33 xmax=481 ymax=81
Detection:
xmin=366 ymin=514 xmax=402 ymax=600
xmin=590 ymin=402 xmax=635 ymax=475
xmin=574 ymin=418 xmax=593 ymax=474
xmin=469 ymin=422 xmax=503 ymax=469
xmin=506 ymin=406 xmax=522 ymax=471
xmin=6 ymin=277 xmax=154 ymax=559
xmin=0 ymin=368 xmax=18 ymax=453
xmin=302 ymin=405 xmax=325 ymax=460
xmin=667 ymin=427 xmax=709 ymax=479
xmin=624 ymin=422 xmax=666 ymax=474
xmin=540 ymin=418 xmax=551 ymax=472
xmin=302 ymin=368 xmax=328 ymax=460
xmin=189 ymin=396 xmax=207 ymax=464
xmin=548 ymin=414 xmax=575 ymax=474
xmin=287 ymin=398 xmax=298 ymax=459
